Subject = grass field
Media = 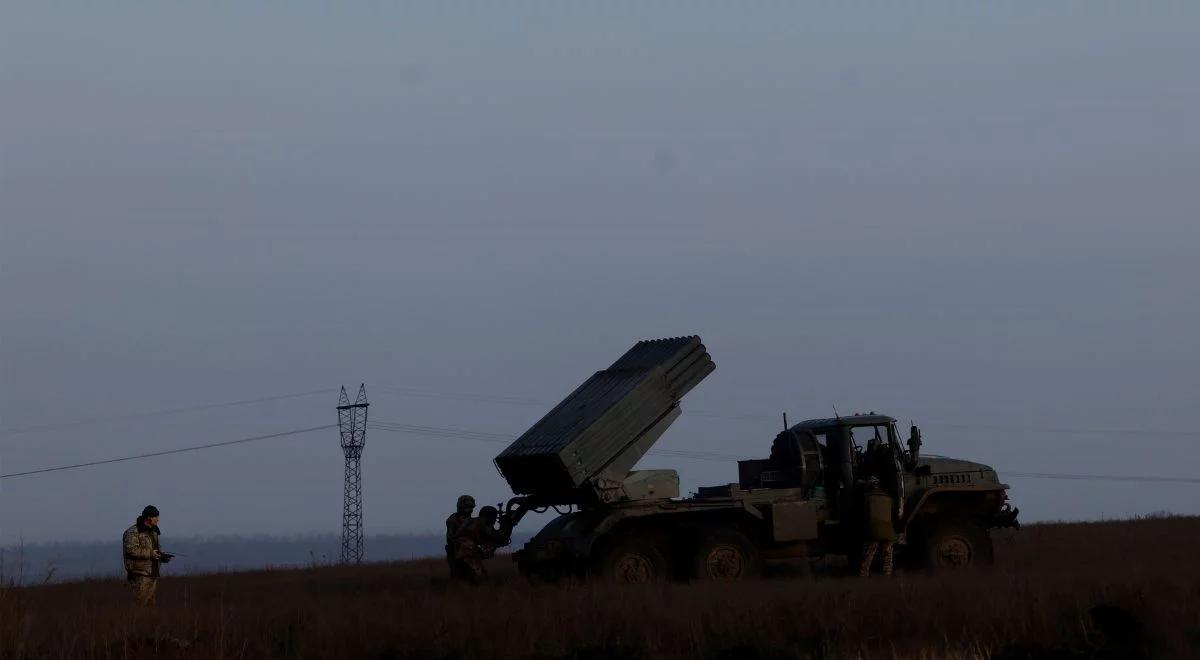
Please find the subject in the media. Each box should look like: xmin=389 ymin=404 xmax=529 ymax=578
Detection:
xmin=2 ymin=516 xmax=1198 ymax=659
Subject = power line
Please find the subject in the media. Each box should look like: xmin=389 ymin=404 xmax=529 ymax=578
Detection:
xmin=370 ymin=384 xmax=1196 ymax=439
xmin=3 ymin=380 xmax=1185 ymax=443
xmin=367 ymin=420 xmax=1200 ymax=485
xmin=0 ymin=424 xmax=337 ymax=479
xmin=370 ymin=421 xmax=513 ymax=441
xmin=1006 ymin=471 xmax=1200 ymax=485
xmin=0 ymin=389 xmax=337 ymax=437
xmin=2 ymin=383 xmax=1191 ymax=486
xmin=369 ymin=421 xmax=747 ymax=462
xmin=373 ymin=386 xmax=763 ymax=421
xmin=373 ymin=384 xmax=543 ymax=407
xmin=0 ymin=414 xmax=1190 ymax=486
xmin=925 ymin=422 xmax=1196 ymax=439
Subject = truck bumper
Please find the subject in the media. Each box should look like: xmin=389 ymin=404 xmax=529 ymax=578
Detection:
xmin=990 ymin=503 xmax=1020 ymax=530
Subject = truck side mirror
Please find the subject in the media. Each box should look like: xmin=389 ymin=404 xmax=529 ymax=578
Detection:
xmin=907 ymin=424 xmax=922 ymax=467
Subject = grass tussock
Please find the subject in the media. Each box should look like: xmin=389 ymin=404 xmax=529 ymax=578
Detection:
xmin=2 ymin=516 xmax=1199 ymax=659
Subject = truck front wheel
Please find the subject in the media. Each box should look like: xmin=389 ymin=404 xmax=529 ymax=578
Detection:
xmin=692 ymin=529 xmax=762 ymax=581
xmin=918 ymin=517 xmax=993 ymax=570
xmin=595 ymin=537 xmax=667 ymax=583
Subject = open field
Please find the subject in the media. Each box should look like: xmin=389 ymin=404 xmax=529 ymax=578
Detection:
xmin=0 ymin=532 xmax=474 ymax=586
xmin=2 ymin=516 xmax=1198 ymax=660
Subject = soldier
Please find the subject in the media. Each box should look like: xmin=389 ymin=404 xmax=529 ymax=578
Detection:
xmin=859 ymin=477 xmax=897 ymax=577
xmin=862 ymin=436 xmax=883 ymax=476
xmin=122 ymin=505 xmax=172 ymax=605
xmin=451 ymin=505 xmax=513 ymax=585
xmin=446 ymin=495 xmax=475 ymax=580
xmin=862 ymin=434 xmax=904 ymax=520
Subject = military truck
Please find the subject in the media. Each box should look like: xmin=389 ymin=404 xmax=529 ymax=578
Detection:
xmin=494 ymin=336 xmax=1019 ymax=582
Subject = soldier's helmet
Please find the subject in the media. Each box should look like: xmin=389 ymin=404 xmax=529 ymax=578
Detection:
xmin=479 ymin=505 xmax=498 ymax=521
xmin=456 ymin=495 xmax=476 ymax=513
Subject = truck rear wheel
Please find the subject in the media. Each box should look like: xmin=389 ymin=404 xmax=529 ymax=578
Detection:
xmin=692 ymin=529 xmax=762 ymax=581
xmin=918 ymin=517 xmax=993 ymax=570
xmin=595 ymin=537 xmax=667 ymax=583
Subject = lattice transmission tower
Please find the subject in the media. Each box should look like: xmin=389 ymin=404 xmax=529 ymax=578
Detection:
xmin=336 ymin=384 xmax=369 ymax=564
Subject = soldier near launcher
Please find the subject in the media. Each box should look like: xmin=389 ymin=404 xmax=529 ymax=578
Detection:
xmin=445 ymin=495 xmax=476 ymax=580
xmin=859 ymin=477 xmax=897 ymax=577
xmin=451 ymin=505 xmax=513 ymax=585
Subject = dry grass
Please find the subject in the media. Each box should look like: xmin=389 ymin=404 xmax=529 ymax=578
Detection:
xmin=2 ymin=516 xmax=1199 ymax=659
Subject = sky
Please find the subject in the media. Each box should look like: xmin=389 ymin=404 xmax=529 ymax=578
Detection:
xmin=2 ymin=2 xmax=1198 ymax=545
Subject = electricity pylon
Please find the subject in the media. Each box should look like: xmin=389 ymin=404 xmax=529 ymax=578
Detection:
xmin=336 ymin=384 xmax=369 ymax=564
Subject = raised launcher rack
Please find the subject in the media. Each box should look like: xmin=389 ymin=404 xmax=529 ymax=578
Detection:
xmin=494 ymin=336 xmax=715 ymax=505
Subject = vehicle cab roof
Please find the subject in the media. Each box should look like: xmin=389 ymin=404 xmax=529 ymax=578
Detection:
xmin=790 ymin=413 xmax=897 ymax=431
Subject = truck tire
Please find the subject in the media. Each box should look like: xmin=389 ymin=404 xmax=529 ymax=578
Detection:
xmin=517 ymin=556 xmax=569 ymax=584
xmin=692 ymin=529 xmax=762 ymax=581
xmin=594 ymin=537 xmax=667 ymax=583
xmin=918 ymin=517 xmax=993 ymax=570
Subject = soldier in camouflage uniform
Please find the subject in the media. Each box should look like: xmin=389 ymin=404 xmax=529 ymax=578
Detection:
xmin=451 ymin=505 xmax=513 ymax=585
xmin=122 ymin=505 xmax=172 ymax=605
xmin=859 ymin=477 xmax=897 ymax=577
xmin=446 ymin=495 xmax=475 ymax=580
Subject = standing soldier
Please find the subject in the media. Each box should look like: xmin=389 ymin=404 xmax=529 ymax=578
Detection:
xmin=122 ymin=505 xmax=172 ymax=605
xmin=446 ymin=495 xmax=475 ymax=580
xmin=451 ymin=505 xmax=513 ymax=585
xmin=859 ymin=477 xmax=897 ymax=577
xmin=862 ymin=437 xmax=884 ymax=477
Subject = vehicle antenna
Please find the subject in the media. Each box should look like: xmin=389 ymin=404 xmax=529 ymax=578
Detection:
xmin=832 ymin=404 xmax=840 ymax=420
xmin=782 ymin=412 xmax=788 ymax=431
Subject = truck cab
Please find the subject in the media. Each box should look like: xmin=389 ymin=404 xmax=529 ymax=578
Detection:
xmin=734 ymin=413 xmax=1018 ymax=569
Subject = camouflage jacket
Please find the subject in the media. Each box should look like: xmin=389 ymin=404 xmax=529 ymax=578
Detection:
xmin=122 ymin=520 xmax=161 ymax=578
xmin=863 ymin=490 xmax=897 ymax=542
xmin=452 ymin=518 xmax=511 ymax=561
xmin=445 ymin=512 xmax=471 ymax=546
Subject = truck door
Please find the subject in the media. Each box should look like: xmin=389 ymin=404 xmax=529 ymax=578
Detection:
xmin=824 ymin=426 xmax=855 ymax=525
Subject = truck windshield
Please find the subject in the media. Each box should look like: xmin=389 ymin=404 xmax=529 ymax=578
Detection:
xmin=849 ymin=424 xmax=891 ymax=450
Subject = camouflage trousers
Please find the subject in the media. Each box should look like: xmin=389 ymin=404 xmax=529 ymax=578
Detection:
xmin=447 ymin=545 xmax=487 ymax=585
xmin=129 ymin=575 xmax=158 ymax=606
xmin=859 ymin=541 xmax=895 ymax=577
xmin=460 ymin=556 xmax=486 ymax=584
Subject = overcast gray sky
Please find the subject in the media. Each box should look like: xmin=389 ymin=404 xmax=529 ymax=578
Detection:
xmin=2 ymin=3 xmax=1198 ymax=544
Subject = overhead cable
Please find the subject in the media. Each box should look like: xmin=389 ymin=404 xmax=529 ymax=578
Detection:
xmin=366 ymin=420 xmax=1198 ymax=485
xmin=0 ymin=389 xmax=336 ymax=437
xmin=369 ymin=385 xmax=1193 ymax=438
xmin=0 ymin=425 xmax=337 ymax=479
xmin=1004 ymin=471 xmax=1200 ymax=484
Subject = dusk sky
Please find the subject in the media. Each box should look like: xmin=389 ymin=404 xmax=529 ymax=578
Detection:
xmin=2 ymin=2 xmax=1198 ymax=545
